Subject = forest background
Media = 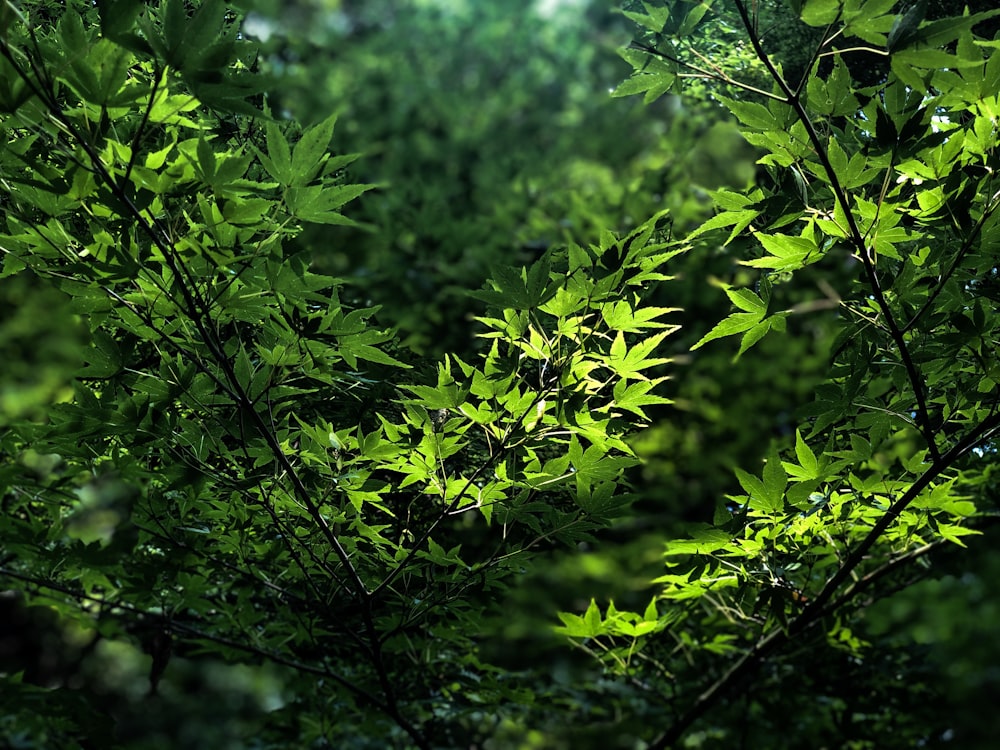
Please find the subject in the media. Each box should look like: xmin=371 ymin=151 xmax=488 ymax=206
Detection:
xmin=2 ymin=0 xmax=1000 ymax=748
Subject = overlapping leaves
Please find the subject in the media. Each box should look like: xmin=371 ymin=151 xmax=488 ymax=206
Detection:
xmin=0 ymin=2 xmax=689 ymax=746
xmin=569 ymin=1 xmax=1000 ymax=746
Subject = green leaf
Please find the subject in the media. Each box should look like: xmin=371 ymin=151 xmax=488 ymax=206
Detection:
xmin=826 ymin=137 xmax=849 ymax=178
xmin=286 ymin=183 xmax=376 ymax=225
xmin=601 ymin=301 xmax=678 ymax=332
xmin=291 ymin=114 xmax=338 ymax=186
xmin=691 ymin=312 xmax=762 ymax=350
xmin=612 ymin=379 xmax=671 ymax=419
xmin=663 ymin=526 xmax=734 ymax=556
xmin=622 ymin=2 xmax=671 ymax=34
xmin=800 ymin=0 xmax=842 ymax=26
xmin=742 ymin=233 xmax=822 ymax=271
xmin=762 ymin=445 xmax=787 ymax=504
xmin=793 ymin=429 xmax=820 ymax=479
xmin=260 ymin=121 xmax=294 ymax=184
xmin=725 ymin=287 xmax=767 ymax=315
xmin=98 ymin=0 xmax=145 ymax=41
xmin=554 ymin=611 xmax=588 ymax=638
xmin=471 ymin=262 xmax=556 ymax=311
xmin=607 ymin=330 xmax=673 ymax=378
xmin=887 ymin=0 xmax=927 ymax=51
xmin=196 ymin=137 xmax=217 ymax=181
xmin=736 ymin=320 xmax=772 ymax=357
xmin=716 ymin=95 xmax=783 ymax=132
xmin=583 ymin=599 xmax=602 ymax=635
xmin=612 ymin=71 xmax=675 ymax=104
xmin=678 ymin=2 xmax=711 ymax=35
xmin=687 ymin=209 xmax=760 ymax=244
xmin=937 ymin=524 xmax=982 ymax=547
xmin=642 ymin=598 xmax=658 ymax=623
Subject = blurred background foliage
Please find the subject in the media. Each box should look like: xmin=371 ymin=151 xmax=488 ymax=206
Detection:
xmin=0 ymin=272 xmax=86 ymax=426
xmin=247 ymin=0 xmax=755 ymax=353
xmin=4 ymin=0 xmax=1000 ymax=747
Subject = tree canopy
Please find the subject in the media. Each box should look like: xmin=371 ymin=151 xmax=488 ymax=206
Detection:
xmin=2 ymin=1 xmax=1000 ymax=748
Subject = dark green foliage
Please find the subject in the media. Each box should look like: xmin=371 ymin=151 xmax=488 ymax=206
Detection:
xmin=571 ymin=1 xmax=1000 ymax=747
xmin=2 ymin=1 xmax=1000 ymax=748
xmin=0 ymin=2 xmax=684 ymax=746
xmin=252 ymin=0 xmax=738 ymax=354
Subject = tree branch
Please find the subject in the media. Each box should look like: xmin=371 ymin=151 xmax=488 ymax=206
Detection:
xmin=728 ymin=0 xmax=940 ymax=463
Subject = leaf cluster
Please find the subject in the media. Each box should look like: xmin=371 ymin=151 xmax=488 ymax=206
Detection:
xmin=0 ymin=3 xmax=688 ymax=746
xmin=568 ymin=1 xmax=1000 ymax=746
